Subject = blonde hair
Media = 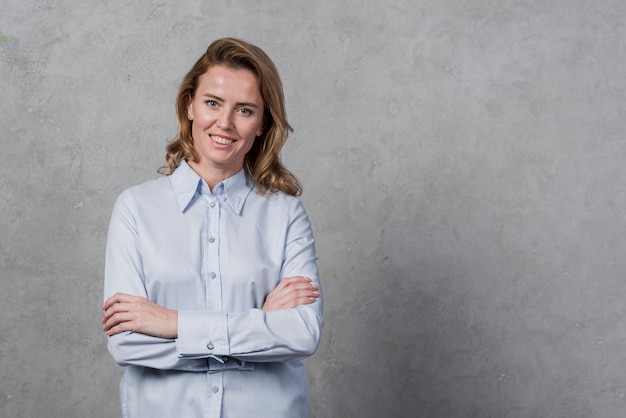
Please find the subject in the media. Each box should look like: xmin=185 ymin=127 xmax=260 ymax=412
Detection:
xmin=158 ymin=37 xmax=302 ymax=196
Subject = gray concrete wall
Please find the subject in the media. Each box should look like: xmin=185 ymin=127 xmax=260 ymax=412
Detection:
xmin=2 ymin=1 xmax=625 ymax=417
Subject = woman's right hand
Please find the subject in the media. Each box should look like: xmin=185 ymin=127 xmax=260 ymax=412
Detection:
xmin=102 ymin=292 xmax=178 ymax=338
xmin=262 ymin=276 xmax=320 ymax=312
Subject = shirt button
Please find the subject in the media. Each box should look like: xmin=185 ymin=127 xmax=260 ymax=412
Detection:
xmin=210 ymin=202 xmax=216 ymax=208
xmin=209 ymin=236 xmax=215 ymax=243
xmin=222 ymin=356 xmax=229 ymax=363
xmin=207 ymin=343 xmax=214 ymax=350
xmin=209 ymin=272 xmax=216 ymax=279
xmin=212 ymin=386 xmax=219 ymax=393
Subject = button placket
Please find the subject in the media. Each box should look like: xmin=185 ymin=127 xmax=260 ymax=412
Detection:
xmin=205 ymin=371 xmax=223 ymax=416
xmin=205 ymin=196 xmax=222 ymax=311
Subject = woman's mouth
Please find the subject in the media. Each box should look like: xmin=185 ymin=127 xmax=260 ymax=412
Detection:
xmin=211 ymin=135 xmax=234 ymax=145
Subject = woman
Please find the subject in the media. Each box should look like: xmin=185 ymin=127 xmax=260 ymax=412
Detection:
xmin=102 ymin=37 xmax=323 ymax=418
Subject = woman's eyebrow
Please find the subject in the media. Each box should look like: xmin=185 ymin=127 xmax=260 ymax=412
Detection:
xmin=201 ymin=93 xmax=259 ymax=108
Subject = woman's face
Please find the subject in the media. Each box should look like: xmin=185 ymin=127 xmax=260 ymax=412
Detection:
xmin=187 ymin=65 xmax=264 ymax=180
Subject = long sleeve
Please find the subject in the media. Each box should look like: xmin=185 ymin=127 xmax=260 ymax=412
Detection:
xmin=104 ymin=189 xmax=210 ymax=371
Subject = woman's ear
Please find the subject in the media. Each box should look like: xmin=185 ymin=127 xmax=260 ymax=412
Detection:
xmin=187 ymin=102 xmax=194 ymax=120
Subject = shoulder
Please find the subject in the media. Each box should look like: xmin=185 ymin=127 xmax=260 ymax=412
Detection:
xmin=249 ymin=188 xmax=305 ymax=210
xmin=113 ymin=176 xmax=171 ymax=210
xmin=246 ymin=189 xmax=312 ymax=230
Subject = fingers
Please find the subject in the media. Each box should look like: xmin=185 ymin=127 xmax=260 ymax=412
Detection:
xmin=262 ymin=276 xmax=321 ymax=312
xmin=278 ymin=294 xmax=318 ymax=308
xmin=273 ymin=281 xmax=319 ymax=303
xmin=277 ymin=277 xmax=319 ymax=293
xmin=106 ymin=322 xmax=131 ymax=337
xmin=101 ymin=293 xmax=143 ymax=334
xmin=275 ymin=284 xmax=320 ymax=304
xmin=102 ymin=299 xmax=137 ymax=333
xmin=102 ymin=292 xmax=141 ymax=311
xmin=277 ymin=276 xmax=314 ymax=287
xmin=103 ymin=311 xmax=135 ymax=335
xmin=101 ymin=294 xmax=178 ymax=339
xmin=102 ymin=294 xmax=140 ymax=321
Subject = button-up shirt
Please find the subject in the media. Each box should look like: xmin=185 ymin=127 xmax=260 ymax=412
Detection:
xmin=104 ymin=161 xmax=323 ymax=418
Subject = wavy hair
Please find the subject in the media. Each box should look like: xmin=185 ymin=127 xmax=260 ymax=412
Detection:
xmin=158 ymin=38 xmax=302 ymax=196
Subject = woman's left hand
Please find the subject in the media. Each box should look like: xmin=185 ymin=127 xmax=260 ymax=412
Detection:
xmin=102 ymin=293 xmax=178 ymax=338
xmin=262 ymin=276 xmax=320 ymax=312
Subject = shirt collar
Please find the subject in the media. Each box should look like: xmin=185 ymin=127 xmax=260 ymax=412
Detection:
xmin=218 ymin=168 xmax=255 ymax=214
xmin=170 ymin=160 xmax=254 ymax=214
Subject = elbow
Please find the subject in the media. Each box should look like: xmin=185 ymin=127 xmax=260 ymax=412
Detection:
xmin=293 ymin=333 xmax=320 ymax=358
xmin=107 ymin=334 xmax=132 ymax=366
xmin=301 ymin=336 xmax=321 ymax=358
xmin=294 ymin=309 xmax=324 ymax=357
xmin=304 ymin=322 xmax=323 ymax=356
xmin=107 ymin=332 xmax=162 ymax=367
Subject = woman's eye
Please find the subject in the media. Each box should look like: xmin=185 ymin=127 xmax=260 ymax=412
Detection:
xmin=239 ymin=108 xmax=252 ymax=115
xmin=206 ymin=100 xmax=217 ymax=107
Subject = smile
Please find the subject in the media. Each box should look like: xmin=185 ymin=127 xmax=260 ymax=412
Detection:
xmin=211 ymin=135 xmax=234 ymax=145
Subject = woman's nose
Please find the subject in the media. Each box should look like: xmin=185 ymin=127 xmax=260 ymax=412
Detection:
xmin=216 ymin=111 xmax=233 ymax=130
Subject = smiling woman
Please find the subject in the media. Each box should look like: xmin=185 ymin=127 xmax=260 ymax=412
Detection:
xmin=102 ymin=38 xmax=323 ymax=418
xmin=160 ymin=37 xmax=302 ymax=197
xmin=186 ymin=65 xmax=264 ymax=187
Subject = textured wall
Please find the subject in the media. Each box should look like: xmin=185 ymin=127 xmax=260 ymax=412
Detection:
xmin=2 ymin=1 xmax=626 ymax=417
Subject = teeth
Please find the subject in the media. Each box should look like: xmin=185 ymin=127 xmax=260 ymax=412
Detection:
xmin=211 ymin=135 xmax=233 ymax=145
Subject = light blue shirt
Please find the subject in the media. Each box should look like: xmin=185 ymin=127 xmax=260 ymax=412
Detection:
xmin=104 ymin=161 xmax=323 ymax=418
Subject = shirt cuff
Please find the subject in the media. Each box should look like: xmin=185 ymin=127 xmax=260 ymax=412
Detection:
xmin=176 ymin=310 xmax=229 ymax=357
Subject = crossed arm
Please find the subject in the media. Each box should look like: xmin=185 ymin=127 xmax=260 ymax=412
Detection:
xmin=102 ymin=276 xmax=320 ymax=338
